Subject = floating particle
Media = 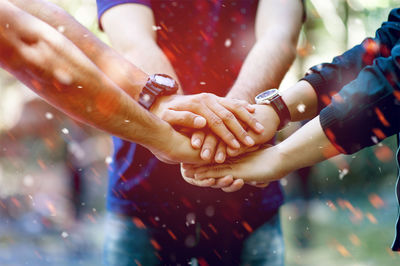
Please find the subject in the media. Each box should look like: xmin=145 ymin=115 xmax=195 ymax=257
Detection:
xmin=45 ymin=112 xmax=53 ymax=120
xmin=77 ymin=85 xmax=83 ymax=89
xmin=124 ymin=119 xmax=130 ymax=123
xmin=185 ymin=235 xmax=196 ymax=247
xmin=54 ymin=68 xmax=72 ymax=85
xmin=23 ymin=175 xmax=34 ymax=187
xmin=152 ymin=25 xmax=162 ymax=31
xmin=205 ymin=206 xmax=215 ymax=217
xmin=57 ymin=25 xmax=65 ymax=33
xmin=61 ymin=232 xmax=69 ymax=238
xmin=338 ymin=168 xmax=348 ymax=180
xmin=186 ymin=213 xmax=196 ymax=225
xmin=61 ymin=128 xmax=69 ymax=135
xmin=297 ymin=103 xmax=306 ymax=113
xmin=280 ymin=178 xmax=288 ymax=186
xmin=105 ymin=156 xmax=113 ymax=164
xmin=224 ymin=38 xmax=232 ymax=47
xmin=199 ymin=81 xmax=206 ymax=85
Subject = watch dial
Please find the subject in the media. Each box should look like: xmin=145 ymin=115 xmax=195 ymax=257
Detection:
xmin=255 ymin=89 xmax=278 ymax=101
xmin=154 ymin=75 xmax=175 ymax=87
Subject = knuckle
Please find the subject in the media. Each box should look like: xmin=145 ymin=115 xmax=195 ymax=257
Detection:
xmin=210 ymin=116 xmax=223 ymax=127
xmin=221 ymin=111 xmax=235 ymax=121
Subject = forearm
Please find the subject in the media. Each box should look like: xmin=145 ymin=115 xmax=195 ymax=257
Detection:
xmin=227 ymin=29 xmax=298 ymax=102
xmin=227 ymin=0 xmax=303 ymax=102
xmin=8 ymin=0 xmax=149 ymax=100
xmin=0 ymin=1 xmax=170 ymax=149
xmin=276 ymin=116 xmax=340 ymax=173
xmin=100 ymin=3 xmax=181 ymax=91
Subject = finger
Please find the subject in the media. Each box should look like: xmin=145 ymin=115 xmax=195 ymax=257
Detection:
xmin=249 ymin=181 xmax=270 ymax=188
xmin=191 ymin=131 xmax=205 ymax=149
xmin=181 ymin=105 xmax=240 ymax=149
xmin=194 ymin=165 xmax=232 ymax=180
xmin=214 ymin=141 xmax=227 ymax=163
xmin=201 ymin=134 xmax=218 ymax=161
xmin=219 ymin=99 xmax=264 ymax=134
xmin=181 ymin=164 xmax=195 ymax=178
xmin=227 ymin=144 xmax=261 ymax=157
xmin=161 ymin=110 xmax=206 ymax=129
xmin=183 ymin=176 xmax=216 ymax=187
xmin=208 ymin=102 xmax=255 ymax=147
xmin=211 ymin=175 xmax=234 ymax=188
xmin=221 ymin=178 xmax=244 ymax=192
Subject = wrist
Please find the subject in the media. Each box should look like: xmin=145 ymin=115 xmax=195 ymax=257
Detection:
xmin=280 ymin=80 xmax=318 ymax=122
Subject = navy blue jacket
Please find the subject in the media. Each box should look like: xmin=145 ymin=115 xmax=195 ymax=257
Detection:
xmin=302 ymin=8 xmax=400 ymax=251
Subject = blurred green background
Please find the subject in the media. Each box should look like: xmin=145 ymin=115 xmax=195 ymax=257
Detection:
xmin=0 ymin=0 xmax=400 ymax=265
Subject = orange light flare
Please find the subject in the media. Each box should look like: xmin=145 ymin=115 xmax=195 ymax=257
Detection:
xmin=372 ymin=128 xmax=386 ymax=140
xmin=336 ymin=243 xmax=351 ymax=257
xmin=208 ymin=223 xmax=218 ymax=234
xmin=374 ymin=107 xmax=390 ymax=127
xmin=86 ymin=214 xmax=96 ymax=224
xmin=150 ymin=239 xmax=161 ymax=251
xmin=242 ymin=221 xmax=253 ymax=233
xmin=366 ymin=212 xmax=378 ymax=224
xmin=167 ymin=228 xmax=177 ymax=240
xmin=326 ymin=200 xmax=337 ymax=211
xmin=37 ymin=159 xmax=47 ymax=170
xmin=337 ymin=198 xmax=363 ymax=223
xmin=45 ymin=200 xmax=56 ymax=216
xmin=11 ymin=197 xmax=21 ymax=208
xmin=201 ymin=229 xmax=210 ymax=240
xmin=374 ymin=144 xmax=393 ymax=163
xmin=368 ymin=193 xmax=385 ymax=209
xmin=330 ymin=239 xmax=352 ymax=257
xmin=134 ymin=259 xmax=142 ymax=266
xmin=132 ymin=217 xmax=146 ymax=229
xmin=349 ymin=234 xmax=361 ymax=246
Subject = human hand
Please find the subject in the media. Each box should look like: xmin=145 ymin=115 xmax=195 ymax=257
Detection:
xmin=147 ymin=123 xmax=208 ymax=165
xmin=182 ymin=144 xmax=288 ymax=185
xmin=180 ymin=164 xmax=246 ymax=192
xmin=150 ymin=93 xmax=265 ymax=149
xmin=190 ymin=104 xmax=279 ymax=162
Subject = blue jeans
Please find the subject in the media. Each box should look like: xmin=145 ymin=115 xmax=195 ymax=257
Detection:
xmin=103 ymin=211 xmax=284 ymax=266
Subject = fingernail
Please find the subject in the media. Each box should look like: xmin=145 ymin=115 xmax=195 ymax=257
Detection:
xmin=232 ymin=139 xmax=240 ymax=149
xmin=194 ymin=117 xmax=206 ymax=127
xmin=245 ymin=136 xmax=255 ymax=146
xmin=216 ymin=152 xmax=225 ymax=162
xmin=193 ymin=138 xmax=201 ymax=148
xmin=255 ymin=122 xmax=264 ymax=132
xmin=202 ymin=149 xmax=211 ymax=159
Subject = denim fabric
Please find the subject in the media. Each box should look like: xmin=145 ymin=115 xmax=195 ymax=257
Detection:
xmin=103 ymin=212 xmax=284 ymax=266
xmin=103 ymin=213 xmax=157 ymax=266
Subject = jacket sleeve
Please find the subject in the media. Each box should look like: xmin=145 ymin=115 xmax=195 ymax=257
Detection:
xmin=302 ymin=8 xmax=400 ymax=112
xmin=319 ymin=44 xmax=400 ymax=154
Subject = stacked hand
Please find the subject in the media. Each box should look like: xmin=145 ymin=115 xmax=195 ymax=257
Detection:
xmin=148 ymin=91 xmax=284 ymax=191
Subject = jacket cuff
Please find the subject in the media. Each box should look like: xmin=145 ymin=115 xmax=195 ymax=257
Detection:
xmin=300 ymin=73 xmax=331 ymax=112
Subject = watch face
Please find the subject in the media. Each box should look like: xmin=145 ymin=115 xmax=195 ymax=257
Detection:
xmin=255 ymin=89 xmax=279 ymax=104
xmin=153 ymin=74 xmax=176 ymax=87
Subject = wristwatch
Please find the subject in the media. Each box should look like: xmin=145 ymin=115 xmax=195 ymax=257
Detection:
xmin=255 ymin=88 xmax=291 ymax=130
xmin=138 ymin=74 xmax=179 ymax=110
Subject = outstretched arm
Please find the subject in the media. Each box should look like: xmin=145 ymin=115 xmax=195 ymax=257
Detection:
xmin=183 ymin=116 xmax=340 ymax=184
xmin=0 ymin=0 xmax=202 ymax=164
